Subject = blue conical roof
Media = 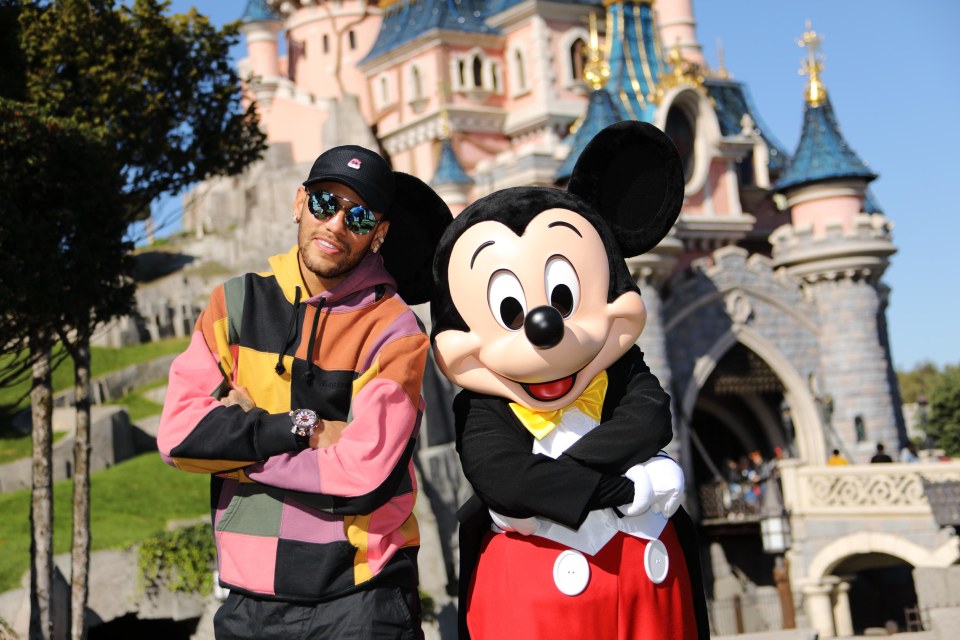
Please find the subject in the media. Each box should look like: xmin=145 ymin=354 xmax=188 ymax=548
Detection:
xmin=775 ymin=95 xmax=876 ymax=191
xmin=705 ymin=77 xmax=788 ymax=174
xmin=432 ymin=139 xmax=473 ymax=186
xmin=363 ymin=0 xmax=500 ymax=63
xmin=603 ymin=1 xmax=663 ymax=123
xmin=241 ymin=0 xmax=281 ymax=23
xmin=555 ymin=90 xmax=628 ymax=182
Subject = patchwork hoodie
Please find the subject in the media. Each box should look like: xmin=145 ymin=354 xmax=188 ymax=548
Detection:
xmin=157 ymin=246 xmax=427 ymax=602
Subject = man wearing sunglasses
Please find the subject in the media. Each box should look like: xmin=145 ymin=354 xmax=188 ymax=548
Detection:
xmin=158 ymin=145 xmax=452 ymax=639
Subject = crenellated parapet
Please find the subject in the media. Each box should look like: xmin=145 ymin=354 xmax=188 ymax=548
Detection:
xmin=770 ymin=213 xmax=896 ymax=285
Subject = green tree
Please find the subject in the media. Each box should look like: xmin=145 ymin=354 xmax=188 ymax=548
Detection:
xmin=0 ymin=99 xmax=124 ymax=640
xmin=3 ymin=2 xmax=267 ymax=637
xmin=926 ymin=364 xmax=960 ymax=456
xmin=896 ymin=360 xmax=940 ymax=404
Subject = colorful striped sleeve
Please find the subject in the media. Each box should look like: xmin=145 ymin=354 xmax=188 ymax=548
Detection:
xmin=157 ymin=286 xmax=296 ymax=473
xmin=243 ymin=328 xmax=428 ymax=500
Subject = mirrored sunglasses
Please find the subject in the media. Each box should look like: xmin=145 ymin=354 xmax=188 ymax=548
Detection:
xmin=306 ymin=190 xmax=382 ymax=235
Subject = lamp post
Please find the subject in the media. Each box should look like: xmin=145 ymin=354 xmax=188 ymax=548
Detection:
xmin=761 ymin=477 xmax=796 ymax=629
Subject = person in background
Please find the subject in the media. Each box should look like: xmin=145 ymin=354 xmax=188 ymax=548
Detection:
xmin=900 ymin=442 xmax=920 ymax=463
xmin=870 ymin=442 xmax=894 ymax=463
xmin=827 ymin=449 xmax=849 ymax=466
xmin=157 ymin=145 xmax=452 ymax=640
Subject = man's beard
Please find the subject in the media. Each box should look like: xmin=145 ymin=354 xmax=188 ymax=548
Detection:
xmin=299 ymin=229 xmax=368 ymax=282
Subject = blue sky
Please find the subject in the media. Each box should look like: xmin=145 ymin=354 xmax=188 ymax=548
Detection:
xmin=165 ymin=1 xmax=959 ymax=371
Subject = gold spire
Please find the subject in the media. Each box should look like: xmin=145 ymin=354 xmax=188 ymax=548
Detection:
xmin=649 ymin=38 xmax=705 ymax=104
xmin=798 ymin=20 xmax=827 ymax=107
xmin=583 ymin=12 xmax=611 ymax=90
xmin=715 ymin=37 xmax=730 ymax=80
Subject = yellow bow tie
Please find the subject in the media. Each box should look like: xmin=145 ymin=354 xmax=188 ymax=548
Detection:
xmin=509 ymin=371 xmax=608 ymax=440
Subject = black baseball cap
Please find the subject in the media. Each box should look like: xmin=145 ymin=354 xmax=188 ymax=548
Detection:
xmin=303 ymin=145 xmax=396 ymax=214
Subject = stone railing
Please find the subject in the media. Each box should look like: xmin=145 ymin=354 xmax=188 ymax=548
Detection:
xmin=779 ymin=460 xmax=960 ymax=517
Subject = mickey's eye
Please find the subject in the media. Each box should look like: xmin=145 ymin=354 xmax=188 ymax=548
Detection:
xmin=544 ymin=256 xmax=579 ymax=318
xmin=488 ymin=270 xmax=527 ymax=331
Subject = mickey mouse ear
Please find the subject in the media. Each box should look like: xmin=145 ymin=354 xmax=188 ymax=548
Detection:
xmin=567 ymin=121 xmax=684 ymax=258
xmin=380 ymin=172 xmax=453 ymax=304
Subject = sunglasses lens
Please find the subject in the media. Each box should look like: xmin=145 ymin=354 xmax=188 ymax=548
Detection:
xmin=307 ymin=191 xmax=380 ymax=234
xmin=345 ymin=206 xmax=378 ymax=235
xmin=307 ymin=192 xmax=337 ymax=220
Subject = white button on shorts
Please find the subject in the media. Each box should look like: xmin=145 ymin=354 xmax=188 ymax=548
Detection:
xmin=553 ymin=549 xmax=590 ymax=596
xmin=644 ymin=539 xmax=670 ymax=584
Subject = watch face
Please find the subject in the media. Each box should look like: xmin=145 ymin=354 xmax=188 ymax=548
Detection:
xmin=291 ymin=409 xmax=318 ymax=427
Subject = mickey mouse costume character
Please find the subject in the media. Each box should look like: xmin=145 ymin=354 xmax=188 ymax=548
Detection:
xmin=430 ymin=122 xmax=708 ymax=639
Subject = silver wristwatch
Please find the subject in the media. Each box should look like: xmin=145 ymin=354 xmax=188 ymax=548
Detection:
xmin=289 ymin=408 xmax=319 ymax=438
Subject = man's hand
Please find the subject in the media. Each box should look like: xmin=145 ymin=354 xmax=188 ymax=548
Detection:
xmin=220 ymin=381 xmax=255 ymax=412
xmin=310 ymin=420 xmax=348 ymax=449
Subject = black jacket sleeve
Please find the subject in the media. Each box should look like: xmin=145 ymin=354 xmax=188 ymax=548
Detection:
xmin=455 ymin=392 xmax=610 ymax=529
xmin=559 ymin=346 xmax=673 ymax=475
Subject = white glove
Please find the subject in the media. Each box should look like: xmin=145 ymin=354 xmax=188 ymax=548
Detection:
xmin=489 ymin=510 xmax=540 ymax=536
xmin=643 ymin=454 xmax=685 ymax=517
xmin=623 ymin=464 xmax=655 ymax=516
xmin=622 ymin=454 xmax=685 ymax=517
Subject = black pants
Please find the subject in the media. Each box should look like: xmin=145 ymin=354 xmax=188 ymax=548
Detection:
xmin=213 ymin=584 xmax=424 ymax=640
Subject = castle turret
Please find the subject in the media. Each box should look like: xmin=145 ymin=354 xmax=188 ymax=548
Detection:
xmin=654 ymin=0 xmax=706 ymax=66
xmin=771 ymin=24 xmax=904 ymax=460
xmin=239 ymin=0 xmax=283 ymax=109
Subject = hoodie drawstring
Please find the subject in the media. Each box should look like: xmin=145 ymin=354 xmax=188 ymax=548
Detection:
xmin=303 ymin=296 xmax=326 ymax=384
xmin=274 ymin=285 xmax=302 ymax=376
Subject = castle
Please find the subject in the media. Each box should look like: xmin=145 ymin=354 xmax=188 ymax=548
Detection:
xmin=122 ymin=0 xmax=960 ymax=636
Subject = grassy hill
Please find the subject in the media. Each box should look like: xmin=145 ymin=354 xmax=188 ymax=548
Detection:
xmin=0 ymin=451 xmax=209 ymax=592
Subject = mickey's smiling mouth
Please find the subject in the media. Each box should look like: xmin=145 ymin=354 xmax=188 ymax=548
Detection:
xmin=521 ymin=373 xmax=578 ymax=401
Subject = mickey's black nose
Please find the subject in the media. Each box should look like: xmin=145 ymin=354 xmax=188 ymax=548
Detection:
xmin=524 ymin=305 xmax=564 ymax=349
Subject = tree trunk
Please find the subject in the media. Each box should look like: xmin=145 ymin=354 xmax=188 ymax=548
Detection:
xmin=70 ymin=340 xmax=92 ymax=640
xmin=29 ymin=338 xmax=54 ymax=640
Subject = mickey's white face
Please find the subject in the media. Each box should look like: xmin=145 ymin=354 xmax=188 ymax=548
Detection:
xmin=434 ymin=208 xmax=647 ymax=410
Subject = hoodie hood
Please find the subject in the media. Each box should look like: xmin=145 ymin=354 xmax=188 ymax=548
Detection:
xmin=267 ymin=245 xmax=398 ymax=307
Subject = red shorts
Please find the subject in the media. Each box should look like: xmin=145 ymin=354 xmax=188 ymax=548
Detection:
xmin=466 ymin=523 xmax=697 ymax=640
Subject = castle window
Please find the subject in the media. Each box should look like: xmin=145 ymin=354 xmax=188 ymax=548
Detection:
xmin=374 ymin=73 xmax=395 ymax=110
xmin=512 ymin=48 xmax=528 ymax=94
xmin=409 ymin=64 xmax=428 ymax=112
xmin=451 ymin=49 xmax=501 ymax=99
xmin=323 ymin=34 xmax=329 ymax=54
xmin=411 ymin=65 xmax=423 ymax=101
xmin=348 ymin=30 xmax=356 ymax=50
xmin=570 ymin=38 xmax=587 ymax=82
xmin=559 ymin=29 xmax=590 ymax=89
xmin=665 ymin=107 xmax=695 ymax=182
xmin=472 ymin=55 xmax=483 ymax=87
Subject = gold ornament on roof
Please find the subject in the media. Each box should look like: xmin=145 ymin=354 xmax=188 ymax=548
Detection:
xmin=583 ymin=12 xmax=611 ymax=90
xmin=798 ymin=21 xmax=828 ymax=107
xmin=713 ymin=37 xmax=730 ymax=80
xmin=648 ymin=39 xmax=705 ymax=104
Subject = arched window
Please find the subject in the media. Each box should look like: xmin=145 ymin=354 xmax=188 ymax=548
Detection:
xmin=665 ymin=107 xmax=695 ymax=182
xmin=472 ymin=55 xmax=483 ymax=88
xmin=322 ymin=34 xmax=329 ymax=54
xmin=380 ymin=77 xmax=389 ymax=105
xmin=490 ymin=62 xmax=500 ymax=93
xmin=457 ymin=60 xmax=466 ymax=87
xmin=514 ymin=49 xmax=527 ymax=92
xmin=570 ymin=38 xmax=588 ymax=82
xmin=411 ymin=66 xmax=423 ymax=101
xmin=348 ymin=30 xmax=356 ymax=50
